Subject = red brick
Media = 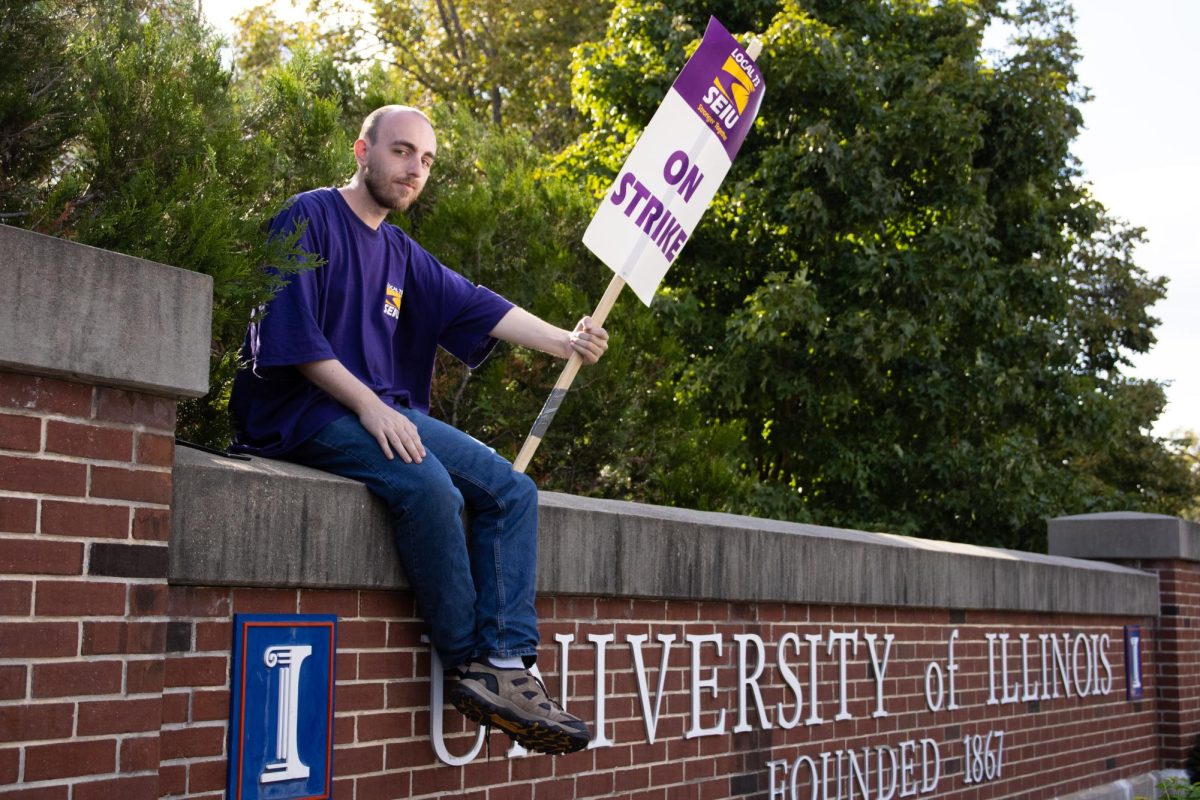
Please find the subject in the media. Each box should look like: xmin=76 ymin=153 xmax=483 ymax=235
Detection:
xmin=359 ymin=650 xmax=410 ymax=680
xmin=167 ymin=586 xmax=230 ymax=618
xmin=129 ymin=583 xmax=168 ymax=616
xmin=0 ymin=702 xmax=74 ymax=742
xmin=337 ymin=682 xmax=385 ymax=711
xmin=191 ymin=689 xmax=231 ymax=721
xmin=0 ymin=580 xmax=31 ymax=615
xmin=332 ymin=743 xmax=385 ymax=775
xmin=126 ymin=662 xmax=165 ymax=695
xmin=360 ymin=590 xmax=412 ymax=618
xmin=32 ymin=659 xmax=122 ymax=698
xmin=0 ymin=621 xmax=77 ymax=658
xmin=187 ymin=758 xmax=227 ymax=793
xmin=355 ymin=772 xmax=411 ymax=799
xmin=161 ymin=691 xmax=188 ymax=724
xmin=0 ymin=666 xmax=25 ymax=701
xmin=72 ymin=775 xmax=159 ymax=800
xmin=132 ymin=507 xmax=170 ymax=542
xmin=35 ymin=579 xmax=126 ymax=616
xmin=163 ymin=655 xmax=227 ymax=688
xmin=194 ymin=619 xmax=231 ymax=651
xmin=83 ymin=620 xmax=166 ymax=655
xmin=157 ymin=763 xmax=185 ymax=796
xmin=0 ymin=786 xmax=69 ymax=800
xmin=94 ymin=388 xmax=175 ymax=430
xmin=89 ymin=465 xmax=171 ymax=505
xmin=0 ymin=455 xmax=86 ymax=496
xmin=23 ymin=738 xmax=116 ymax=781
xmin=0 ymin=747 xmax=15 ymax=784
xmin=299 ymin=588 xmax=360 ymax=618
xmin=0 ymin=537 xmax=83 ymax=575
xmin=159 ymin=724 xmax=225 ymax=759
xmin=0 ymin=413 xmax=41 ymax=452
xmin=135 ymin=433 xmax=174 ymax=467
xmin=41 ymin=500 xmax=130 ymax=538
xmin=78 ymin=697 xmax=163 ymax=735
xmin=231 ymin=587 xmax=298 ymax=613
xmin=0 ymin=373 xmax=92 ymax=417
xmin=0 ymin=497 xmax=36 ymax=533
xmin=357 ymin=710 xmax=410 ymax=741
xmin=45 ymin=421 xmax=133 ymax=461
xmin=338 ymin=619 xmax=388 ymax=648
xmin=120 ymin=735 xmax=159 ymax=772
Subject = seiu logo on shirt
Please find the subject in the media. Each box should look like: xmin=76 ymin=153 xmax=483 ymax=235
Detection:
xmin=383 ymin=284 xmax=403 ymax=319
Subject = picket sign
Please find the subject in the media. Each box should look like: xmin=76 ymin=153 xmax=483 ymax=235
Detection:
xmin=513 ymin=19 xmax=765 ymax=473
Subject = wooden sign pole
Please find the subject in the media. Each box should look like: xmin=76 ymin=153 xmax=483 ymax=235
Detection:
xmin=512 ymin=274 xmax=625 ymax=473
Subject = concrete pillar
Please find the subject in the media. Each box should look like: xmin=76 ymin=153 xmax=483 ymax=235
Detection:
xmin=0 ymin=225 xmax=211 ymax=798
xmin=1050 ymin=511 xmax=1200 ymax=771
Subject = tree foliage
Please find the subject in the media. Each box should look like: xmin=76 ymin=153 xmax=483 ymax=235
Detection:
xmin=563 ymin=0 xmax=1198 ymax=547
xmin=369 ymin=0 xmax=613 ymax=147
xmin=1 ymin=0 xmax=357 ymax=444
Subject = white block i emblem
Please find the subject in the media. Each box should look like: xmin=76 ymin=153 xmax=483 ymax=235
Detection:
xmin=261 ymin=645 xmax=313 ymax=783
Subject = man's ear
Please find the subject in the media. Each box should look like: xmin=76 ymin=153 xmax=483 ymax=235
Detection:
xmin=353 ymin=138 xmax=369 ymax=167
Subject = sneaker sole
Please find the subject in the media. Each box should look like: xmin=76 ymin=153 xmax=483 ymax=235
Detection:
xmin=450 ymin=687 xmax=589 ymax=755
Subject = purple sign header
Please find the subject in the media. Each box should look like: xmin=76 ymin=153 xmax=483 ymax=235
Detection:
xmin=671 ymin=17 xmax=766 ymax=161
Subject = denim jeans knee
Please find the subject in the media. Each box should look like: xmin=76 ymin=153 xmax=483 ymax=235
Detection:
xmin=286 ymin=410 xmax=540 ymax=668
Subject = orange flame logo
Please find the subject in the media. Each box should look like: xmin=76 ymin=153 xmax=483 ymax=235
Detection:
xmin=714 ymin=55 xmax=756 ymax=114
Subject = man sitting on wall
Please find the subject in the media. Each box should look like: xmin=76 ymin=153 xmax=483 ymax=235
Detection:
xmin=229 ymin=104 xmax=608 ymax=756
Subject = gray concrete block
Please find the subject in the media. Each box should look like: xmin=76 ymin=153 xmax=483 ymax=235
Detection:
xmin=535 ymin=494 xmax=1158 ymax=614
xmin=171 ymin=447 xmax=1160 ymax=617
xmin=1056 ymin=770 xmax=1190 ymax=800
xmin=1049 ymin=512 xmax=1200 ymax=562
xmin=1 ymin=224 xmax=212 ymax=397
xmin=170 ymin=445 xmax=402 ymax=589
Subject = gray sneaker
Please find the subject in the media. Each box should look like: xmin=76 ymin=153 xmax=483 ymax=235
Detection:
xmin=449 ymin=661 xmax=590 ymax=755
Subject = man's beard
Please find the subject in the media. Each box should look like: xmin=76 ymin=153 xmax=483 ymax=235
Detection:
xmin=364 ymin=164 xmax=418 ymax=212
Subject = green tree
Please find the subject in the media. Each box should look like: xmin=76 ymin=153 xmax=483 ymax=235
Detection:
xmin=370 ymin=0 xmax=613 ymax=147
xmin=565 ymin=0 xmax=1198 ymax=547
xmin=0 ymin=0 xmax=82 ymax=217
xmin=3 ymin=0 xmax=359 ymax=444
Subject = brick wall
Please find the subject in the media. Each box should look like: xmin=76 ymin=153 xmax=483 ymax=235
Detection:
xmin=1157 ymin=561 xmax=1200 ymax=767
xmin=161 ymin=585 xmax=1161 ymax=800
xmin=0 ymin=370 xmax=176 ymax=800
xmin=1117 ymin=559 xmax=1200 ymax=767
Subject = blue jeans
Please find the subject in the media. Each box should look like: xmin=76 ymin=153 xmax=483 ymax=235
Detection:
xmin=286 ymin=411 xmax=540 ymax=668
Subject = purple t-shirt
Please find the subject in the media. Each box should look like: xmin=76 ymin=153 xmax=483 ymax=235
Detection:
xmin=230 ymin=188 xmax=514 ymax=456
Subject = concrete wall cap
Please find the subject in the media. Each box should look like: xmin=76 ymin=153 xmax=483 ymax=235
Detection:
xmin=172 ymin=447 xmax=1160 ymax=616
xmin=1049 ymin=511 xmax=1200 ymax=562
xmin=1 ymin=224 xmax=212 ymax=397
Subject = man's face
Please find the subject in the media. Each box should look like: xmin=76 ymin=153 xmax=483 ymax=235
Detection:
xmin=360 ymin=111 xmax=437 ymax=212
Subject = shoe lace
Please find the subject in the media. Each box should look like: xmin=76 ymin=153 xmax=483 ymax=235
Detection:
xmin=527 ymin=671 xmax=571 ymax=716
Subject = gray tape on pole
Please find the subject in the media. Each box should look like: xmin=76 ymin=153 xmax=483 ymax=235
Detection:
xmin=528 ymin=388 xmax=569 ymax=439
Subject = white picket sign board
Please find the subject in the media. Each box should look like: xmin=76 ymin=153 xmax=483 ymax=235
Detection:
xmin=582 ymin=17 xmax=766 ymax=305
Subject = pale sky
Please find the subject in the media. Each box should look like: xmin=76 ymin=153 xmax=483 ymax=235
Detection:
xmin=1069 ymin=1 xmax=1199 ymax=438
xmin=202 ymin=0 xmax=1198 ymax=438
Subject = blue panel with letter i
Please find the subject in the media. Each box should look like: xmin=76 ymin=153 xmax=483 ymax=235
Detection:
xmin=1124 ymin=624 xmax=1143 ymax=700
xmin=228 ymin=613 xmax=338 ymax=799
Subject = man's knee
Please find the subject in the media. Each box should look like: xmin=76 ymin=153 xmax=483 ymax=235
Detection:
xmin=386 ymin=465 xmax=464 ymax=522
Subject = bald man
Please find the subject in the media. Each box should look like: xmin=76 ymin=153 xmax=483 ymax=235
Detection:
xmin=231 ymin=105 xmax=605 ymax=755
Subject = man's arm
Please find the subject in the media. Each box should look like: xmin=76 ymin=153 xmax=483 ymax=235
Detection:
xmin=296 ymin=359 xmax=426 ymax=463
xmin=489 ymin=308 xmax=609 ymax=363
xmin=297 ymin=310 xmax=606 ymax=462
